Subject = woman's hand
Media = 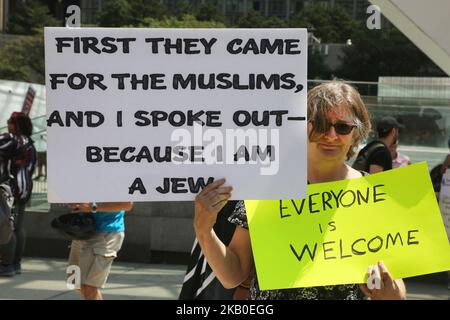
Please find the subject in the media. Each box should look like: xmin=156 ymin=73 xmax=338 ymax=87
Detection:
xmin=359 ymin=261 xmax=406 ymax=300
xmin=194 ymin=178 xmax=233 ymax=236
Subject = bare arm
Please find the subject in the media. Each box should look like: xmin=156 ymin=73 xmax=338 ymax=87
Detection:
xmin=68 ymin=202 xmax=133 ymax=212
xmin=194 ymin=179 xmax=253 ymax=289
xmin=96 ymin=202 xmax=133 ymax=212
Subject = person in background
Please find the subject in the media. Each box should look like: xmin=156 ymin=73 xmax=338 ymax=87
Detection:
xmin=0 ymin=112 xmax=36 ymax=277
xmin=353 ymin=116 xmax=404 ymax=173
xmin=439 ymin=137 xmax=450 ymax=289
xmin=67 ymin=201 xmax=133 ymax=300
xmin=389 ymin=138 xmax=411 ymax=169
xmin=34 ymin=151 xmax=47 ymax=180
xmin=440 ymin=138 xmax=450 ymax=175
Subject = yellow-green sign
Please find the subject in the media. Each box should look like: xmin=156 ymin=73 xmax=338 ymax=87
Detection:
xmin=245 ymin=162 xmax=450 ymax=290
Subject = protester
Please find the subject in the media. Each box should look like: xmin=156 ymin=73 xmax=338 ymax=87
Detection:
xmin=440 ymin=138 xmax=450 ymax=175
xmin=0 ymin=112 xmax=37 ymax=277
xmin=438 ymin=137 xmax=450 ymax=289
xmin=34 ymin=151 xmax=47 ymax=180
xmin=353 ymin=116 xmax=404 ymax=173
xmin=430 ymin=164 xmax=444 ymax=200
xmin=194 ymin=82 xmax=406 ymax=300
xmin=67 ymin=201 xmax=133 ymax=300
xmin=389 ymin=138 xmax=411 ymax=169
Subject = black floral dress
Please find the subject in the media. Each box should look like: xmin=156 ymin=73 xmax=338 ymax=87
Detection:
xmin=228 ymin=200 xmax=365 ymax=300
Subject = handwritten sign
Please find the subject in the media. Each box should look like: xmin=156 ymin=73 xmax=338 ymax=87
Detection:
xmin=438 ymin=170 xmax=450 ymax=241
xmin=245 ymin=162 xmax=450 ymax=290
xmin=44 ymin=28 xmax=308 ymax=203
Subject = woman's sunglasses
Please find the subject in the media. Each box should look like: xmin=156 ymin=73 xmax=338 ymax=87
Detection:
xmin=312 ymin=121 xmax=357 ymax=135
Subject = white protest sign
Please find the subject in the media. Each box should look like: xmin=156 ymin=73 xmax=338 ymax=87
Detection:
xmin=438 ymin=170 xmax=450 ymax=242
xmin=44 ymin=28 xmax=307 ymax=202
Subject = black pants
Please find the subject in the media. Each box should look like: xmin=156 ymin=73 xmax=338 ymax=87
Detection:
xmin=0 ymin=201 xmax=26 ymax=266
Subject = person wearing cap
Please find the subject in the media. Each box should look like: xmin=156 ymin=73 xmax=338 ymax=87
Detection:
xmin=354 ymin=116 xmax=404 ymax=173
xmin=0 ymin=112 xmax=37 ymax=277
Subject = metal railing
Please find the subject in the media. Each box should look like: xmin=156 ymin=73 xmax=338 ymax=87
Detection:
xmin=32 ymin=178 xmax=48 ymax=194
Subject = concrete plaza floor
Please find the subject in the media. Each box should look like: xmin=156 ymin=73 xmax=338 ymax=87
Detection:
xmin=0 ymin=258 xmax=448 ymax=300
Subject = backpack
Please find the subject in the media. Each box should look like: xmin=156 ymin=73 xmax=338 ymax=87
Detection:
xmin=51 ymin=212 xmax=96 ymax=240
xmin=10 ymin=139 xmax=36 ymax=201
xmin=0 ymin=180 xmax=15 ymax=245
xmin=352 ymin=141 xmax=386 ymax=171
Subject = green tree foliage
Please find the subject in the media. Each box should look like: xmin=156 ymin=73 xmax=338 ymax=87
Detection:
xmin=195 ymin=2 xmax=226 ymax=23
xmin=169 ymin=1 xmax=193 ymax=18
xmin=93 ymin=0 xmax=226 ymax=27
xmin=290 ymin=4 xmax=357 ymax=43
xmin=337 ymin=28 xmax=446 ymax=81
xmin=234 ymin=10 xmax=329 ymax=79
xmin=98 ymin=0 xmax=134 ymax=27
xmin=236 ymin=10 xmax=287 ymax=28
xmin=140 ymin=14 xmax=225 ymax=28
xmin=128 ymin=0 xmax=169 ymax=25
xmin=308 ymin=47 xmax=331 ymax=80
xmin=0 ymin=34 xmax=45 ymax=84
xmin=8 ymin=1 xmax=59 ymax=35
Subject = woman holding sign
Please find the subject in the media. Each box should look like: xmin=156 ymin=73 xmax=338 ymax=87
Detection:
xmin=194 ymin=81 xmax=406 ymax=300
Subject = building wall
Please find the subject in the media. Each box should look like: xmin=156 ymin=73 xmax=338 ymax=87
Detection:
xmin=24 ymin=201 xmax=196 ymax=264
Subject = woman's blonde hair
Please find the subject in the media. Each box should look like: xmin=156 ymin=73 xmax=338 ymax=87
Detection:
xmin=307 ymin=81 xmax=371 ymax=159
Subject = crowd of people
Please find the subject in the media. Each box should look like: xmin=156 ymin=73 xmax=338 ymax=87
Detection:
xmin=0 ymin=81 xmax=448 ymax=300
